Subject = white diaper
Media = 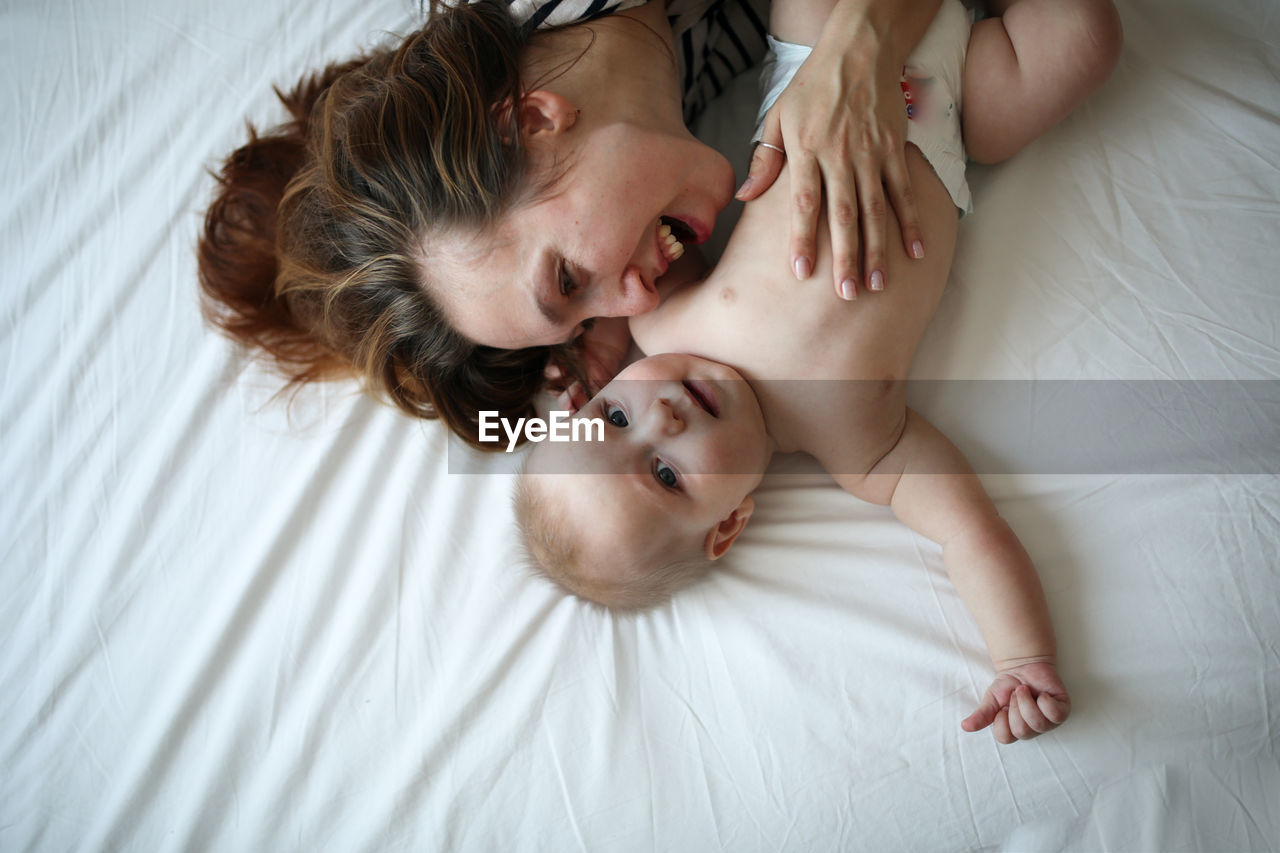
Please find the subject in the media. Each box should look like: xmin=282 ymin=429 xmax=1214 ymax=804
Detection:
xmin=754 ymin=0 xmax=973 ymax=213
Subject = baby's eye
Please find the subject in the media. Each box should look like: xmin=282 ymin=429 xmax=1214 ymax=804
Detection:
xmin=654 ymin=460 xmax=678 ymax=489
xmin=605 ymin=404 xmax=628 ymax=428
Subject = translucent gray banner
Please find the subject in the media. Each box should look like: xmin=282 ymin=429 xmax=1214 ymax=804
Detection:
xmin=448 ymin=380 xmax=1280 ymax=475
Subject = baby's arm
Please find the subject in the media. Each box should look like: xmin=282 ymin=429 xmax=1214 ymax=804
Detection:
xmin=844 ymin=409 xmax=1070 ymax=744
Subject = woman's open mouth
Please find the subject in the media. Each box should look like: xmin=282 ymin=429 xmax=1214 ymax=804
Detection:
xmin=661 ymin=215 xmax=699 ymax=245
xmin=658 ymin=220 xmax=685 ymax=263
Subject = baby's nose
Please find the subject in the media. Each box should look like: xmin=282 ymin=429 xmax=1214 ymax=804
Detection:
xmin=651 ymin=398 xmax=684 ymax=435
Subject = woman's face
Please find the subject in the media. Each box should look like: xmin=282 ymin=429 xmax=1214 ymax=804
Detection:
xmin=427 ymin=103 xmax=736 ymax=349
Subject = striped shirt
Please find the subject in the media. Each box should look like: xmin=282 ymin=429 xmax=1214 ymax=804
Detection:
xmin=427 ymin=0 xmax=769 ymax=124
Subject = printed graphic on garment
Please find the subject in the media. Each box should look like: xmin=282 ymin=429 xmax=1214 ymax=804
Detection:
xmin=901 ymin=68 xmax=954 ymax=124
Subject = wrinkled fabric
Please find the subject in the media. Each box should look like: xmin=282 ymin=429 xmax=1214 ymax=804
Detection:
xmin=1 ymin=0 xmax=1278 ymax=850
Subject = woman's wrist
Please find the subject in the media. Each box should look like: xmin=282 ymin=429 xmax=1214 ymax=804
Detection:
xmin=802 ymin=0 xmax=921 ymax=96
xmin=824 ymin=0 xmax=941 ymax=68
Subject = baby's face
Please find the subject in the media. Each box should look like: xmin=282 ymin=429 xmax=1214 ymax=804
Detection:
xmin=529 ymin=353 xmax=772 ymax=573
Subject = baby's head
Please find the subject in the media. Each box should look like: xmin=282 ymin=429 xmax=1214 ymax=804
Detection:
xmin=515 ymin=353 xmax=773 ymax=609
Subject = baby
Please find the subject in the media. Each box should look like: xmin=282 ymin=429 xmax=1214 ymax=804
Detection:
xmin=516 ymin=0 xmax=1121 ymax=743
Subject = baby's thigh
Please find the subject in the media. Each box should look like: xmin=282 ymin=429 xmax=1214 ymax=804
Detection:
xmin=962 ymin=0 xmax=1123 ymax=163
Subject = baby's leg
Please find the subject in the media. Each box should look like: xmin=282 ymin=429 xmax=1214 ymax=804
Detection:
xmin=962 ymin=0 xmax=1123 ymax=164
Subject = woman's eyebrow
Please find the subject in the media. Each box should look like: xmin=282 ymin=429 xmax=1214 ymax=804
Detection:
xmin=535 ymin=291 xmax=560 ymax=326
xmin=538 ymin=300 xmax=583 ymax=345
xmin=532 ymin=286 xmax=576 ymax=344
xmin=535 ymin=268 xmax=565 ymax=325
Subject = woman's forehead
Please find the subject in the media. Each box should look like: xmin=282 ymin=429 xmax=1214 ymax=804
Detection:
xmin=421 ymin=219 xmax=571 ymax=347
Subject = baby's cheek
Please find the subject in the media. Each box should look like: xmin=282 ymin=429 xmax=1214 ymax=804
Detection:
xmin=714 ymin=438 xmax=765 ymax=476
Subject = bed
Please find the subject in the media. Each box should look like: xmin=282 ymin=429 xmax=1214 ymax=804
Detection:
xmin=2 ymin=0 xmax=1278 ymax=849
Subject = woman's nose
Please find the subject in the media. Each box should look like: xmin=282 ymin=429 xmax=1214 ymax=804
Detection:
xmin=597 ymin=265 xmax=659 ymax=318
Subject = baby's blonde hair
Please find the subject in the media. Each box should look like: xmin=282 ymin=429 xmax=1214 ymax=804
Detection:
xmin=512 ymin=474 xmax=710 ymax=610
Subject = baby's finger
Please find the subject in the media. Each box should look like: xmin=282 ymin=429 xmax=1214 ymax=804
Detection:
xmin=1006 ymin=693 xmax=1034 ymax=741
xmin=991 ymin=708 xmax=1015 ymax=745
xmin=854 ymin=165 xmax=887 ymax=293
xmin=1038 ymin=692 xmax=1071 ymax=726
xmin=1016 ymin=686 xmax=1053 ymax=734
xmin=555 ymin=382 xmax=587 ymax=415
xmin=961 ymin=689 xmax=1001 ymax=732
xmin=883 ymin=146 xmax=924 ymax=261
xmin=961 ymin=706 xmax=991 ymax=732
xmin=738 ymin=116 xmax=786 ymax=201
xmin=789 ymin=151 xmax=821 ymax=281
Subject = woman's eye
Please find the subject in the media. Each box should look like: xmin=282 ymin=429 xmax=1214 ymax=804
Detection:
xmin=559 ymin=263 xmax=577 ymax=297
xmin=606 ymin=405 xmax=628 ymax=428
xmin=654 ymin=460 xmax=678 ymax=489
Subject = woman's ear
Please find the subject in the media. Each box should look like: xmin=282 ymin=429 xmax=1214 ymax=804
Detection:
xmin=703 ymin=496 xmax=755 ymax=560
xmin=493 ymin=91 xmax=578 ymax=145
xmin=516 ymin=90 xmax=579 ymax=139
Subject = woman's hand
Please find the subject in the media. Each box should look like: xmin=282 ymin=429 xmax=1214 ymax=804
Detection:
xmin=961 ymin=660 xmax=1072 ymax=744
xmin=736 ymin=2 xmax=932 ymax=301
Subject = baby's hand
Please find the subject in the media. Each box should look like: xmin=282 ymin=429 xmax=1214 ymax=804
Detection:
xmin=543 ymin=317 xmax=631 ymax=414
xmin=553 ymin=380 xmax=591 ymax=417
xmin=575 ymin=317 xmax=631 ymax=396
xmin=961 ymin=660 xmax=1070 ymax=744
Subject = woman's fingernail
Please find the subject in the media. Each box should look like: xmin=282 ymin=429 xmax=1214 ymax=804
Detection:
xmin=735 ymin=177 xmax=754 ymax=199
xmin=795 ymin=257 xmax=812 ymax=280
xmin=869 ymin=269 xmax=884 ymax=291
xmin=840 ymin=278 xmax=857 ymax=300
xmin=911 ymin=240 xmax=925 ymax=259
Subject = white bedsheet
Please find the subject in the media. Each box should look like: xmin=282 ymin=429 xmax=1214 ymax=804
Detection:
xmin=2 ymin=0 xmax=1278 ymax=850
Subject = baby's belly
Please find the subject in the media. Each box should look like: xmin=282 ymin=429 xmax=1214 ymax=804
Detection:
xmin=709 ymin=145 xmax=960 ymax=382
xmin=772 ymin=375 xmax=911 ymax=480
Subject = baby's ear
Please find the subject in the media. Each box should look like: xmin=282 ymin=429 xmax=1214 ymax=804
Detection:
xmin=703 ymin=496 xmax=755 ymax=560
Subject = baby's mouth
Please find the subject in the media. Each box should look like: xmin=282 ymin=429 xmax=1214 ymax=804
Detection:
xmin=683 ymin=379 xmax=719 ymax=418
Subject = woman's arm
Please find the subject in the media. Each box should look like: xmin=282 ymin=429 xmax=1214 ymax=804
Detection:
xmin=737 ymin=0 xmax=942 ymax=301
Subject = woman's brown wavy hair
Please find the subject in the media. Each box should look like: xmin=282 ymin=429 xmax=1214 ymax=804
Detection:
xmin=198 ymin=0 xmax=579 ymax=449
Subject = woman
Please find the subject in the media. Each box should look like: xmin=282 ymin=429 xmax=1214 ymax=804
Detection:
xmin=199 ymin=0 xmax=942 ymax=447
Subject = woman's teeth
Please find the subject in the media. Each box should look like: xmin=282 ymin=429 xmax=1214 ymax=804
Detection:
xmin=659 ymin=223 xmax=685 ymax=261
